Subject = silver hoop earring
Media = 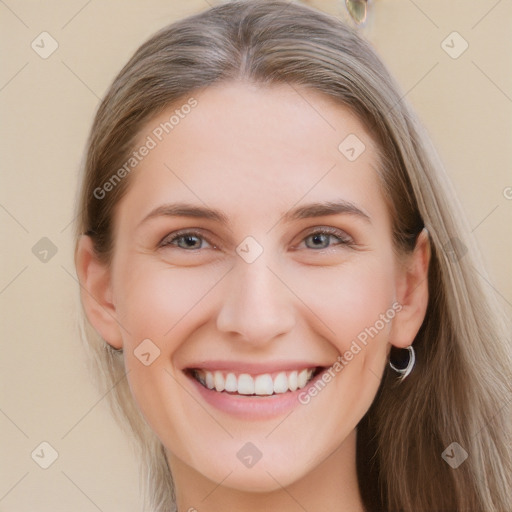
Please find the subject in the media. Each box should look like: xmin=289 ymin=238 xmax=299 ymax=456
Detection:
xmin=389 ymin=345 xmax=415 ymax=381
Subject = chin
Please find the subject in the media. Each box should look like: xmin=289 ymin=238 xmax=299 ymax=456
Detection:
xmin=209 ymin=462 xmax=305 ymax=493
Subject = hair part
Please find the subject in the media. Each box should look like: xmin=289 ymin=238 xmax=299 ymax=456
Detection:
xmin=75 ymin=2 xmax=512 ymax=511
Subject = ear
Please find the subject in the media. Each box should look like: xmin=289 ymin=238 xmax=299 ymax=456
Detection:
xmin=75 ymin=235 xmax=123 ymax=349
xmin=390 ymin=228 xmax=431 ymax=348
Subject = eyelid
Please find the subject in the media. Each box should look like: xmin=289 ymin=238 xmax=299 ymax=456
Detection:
xmin=158 ymin=228 xmax=216 ymax=249
xmin=292 ymin=225 xmax=354 ymax=248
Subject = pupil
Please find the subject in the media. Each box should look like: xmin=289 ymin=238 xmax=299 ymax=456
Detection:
xmin=311 ymin=234 xmax=328 ymax=248
xmin=184 ymin=236 xmax=198 ymax=247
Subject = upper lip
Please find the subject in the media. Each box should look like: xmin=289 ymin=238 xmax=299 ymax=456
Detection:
xmin=184 ymin=360 xmax=329 ymax=374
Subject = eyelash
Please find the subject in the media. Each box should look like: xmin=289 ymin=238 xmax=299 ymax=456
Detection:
xmin=158 ymin=227 xmax=354 ymax=251
xmin=297 ymin=226 xmax=354 ymax=250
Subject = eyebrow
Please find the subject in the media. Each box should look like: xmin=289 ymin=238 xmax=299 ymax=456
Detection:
xmin=138 ymin=202 xmax=229 ymax=228
xmin=282 ymin=199 xmax=371 ymax=224
xmin=138 ymin=199 xmax=371 ymax=228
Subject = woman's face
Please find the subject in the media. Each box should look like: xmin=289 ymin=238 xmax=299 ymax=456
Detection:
xmin=100 ymin=82 xmax=415 ymax=490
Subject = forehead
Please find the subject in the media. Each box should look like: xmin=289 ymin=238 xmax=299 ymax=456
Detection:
xmin=116 ymin=81 xmax=387 ymax=230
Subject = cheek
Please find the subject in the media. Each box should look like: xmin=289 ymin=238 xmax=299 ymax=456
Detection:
xmin=291 ymin=256 xmax=397 ymax=347
xmin=111 ymin=259 xmax=226 ymax=448
xmin=113 ymin=258 xmax=227 ymax=345
xmin=289 ymin=255 xmax=397 ymax=409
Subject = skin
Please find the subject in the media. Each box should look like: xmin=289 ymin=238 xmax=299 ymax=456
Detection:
xmin=76 ymin=81 xmax=430 ymax=512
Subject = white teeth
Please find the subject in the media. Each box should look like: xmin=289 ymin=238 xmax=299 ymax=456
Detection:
xmin=237 ymin=374 xmax=254 ymax=395
xmin=205 ymin=371 xmax=214 ymax=390
xmin=297 ymin=368 xmax=309 ymax=388
xmin=254 ymin=374 xmax=274 ymax=395
xmin=288 ymin=370 xmax=298 ymax=392
xmin=225 ymin=373 xmax=237 ymax=392
xmin=214 ymin=371 xmax=225 ymax=392
xmin=193 ymin=368 xmax=316 ymax=396
xmin=273 ymin=372 xmax=288 ymax=393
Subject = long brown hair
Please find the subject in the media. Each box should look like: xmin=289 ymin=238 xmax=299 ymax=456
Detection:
xmin=74 ymin=2 xmax=512 ymax=510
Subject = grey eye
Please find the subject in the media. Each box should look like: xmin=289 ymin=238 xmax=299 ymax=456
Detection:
xmin=304 ymin=233 xmax=332 ymax=249
xmin=175 ymin=234 xmax=203 ymax=249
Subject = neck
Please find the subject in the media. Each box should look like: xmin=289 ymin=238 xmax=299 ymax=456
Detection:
xmin=168 ymin=429 xmax=365 ymax=512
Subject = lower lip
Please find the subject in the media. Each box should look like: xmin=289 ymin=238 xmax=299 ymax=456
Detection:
xmin=185 ymin=370 xmax=325 ymax=420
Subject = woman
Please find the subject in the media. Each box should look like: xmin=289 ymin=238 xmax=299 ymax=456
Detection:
xmin=74 ymin=1 xmax=512 ymax=510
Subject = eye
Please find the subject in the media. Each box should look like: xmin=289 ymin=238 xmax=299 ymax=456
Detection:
xmin=298 ymin=227 xmax=353 ymax=250
xmin=159 ymin=230 xmax=214 ymax=250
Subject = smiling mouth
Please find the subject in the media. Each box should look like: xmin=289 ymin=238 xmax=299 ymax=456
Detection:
xmin=187 ymin=367 xmax=324 ymax=396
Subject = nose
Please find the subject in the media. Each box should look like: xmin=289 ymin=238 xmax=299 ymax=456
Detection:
xmin=216 ymin=256 xmax=296 ymax=346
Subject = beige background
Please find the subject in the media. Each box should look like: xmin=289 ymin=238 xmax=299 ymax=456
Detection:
xmin=1 ymin=1 xmax=511 ymax=510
